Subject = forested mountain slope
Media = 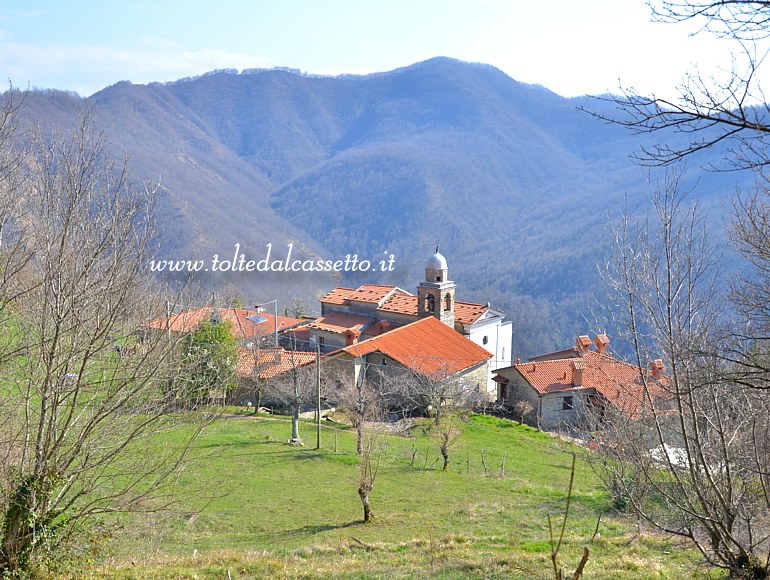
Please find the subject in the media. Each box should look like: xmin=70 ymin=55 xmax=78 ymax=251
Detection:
xmin=10 ymin=57 xmax=751 ymax=355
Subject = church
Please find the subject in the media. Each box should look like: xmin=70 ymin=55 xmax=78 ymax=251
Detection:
xmin=306 ymin=250 xmax=512 ymax=395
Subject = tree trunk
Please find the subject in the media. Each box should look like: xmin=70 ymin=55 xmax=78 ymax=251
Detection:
xmin=291 ymin=406 xmax=302 ymax=444
xmin=357 ymin=421 xmax=364 ymax=456
xmin=1 ymin=478 xmax=41 ymax=575
xmin=1 ymin=509 xmax=28 ymax=574
xmin=441 ymin=445 xmax=449 ymax=471
xmin=358 ymin=488 xmax=372 ymax=523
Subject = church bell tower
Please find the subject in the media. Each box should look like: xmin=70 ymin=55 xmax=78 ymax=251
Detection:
xmin=417 ymin=248 xmax=456 ymax=328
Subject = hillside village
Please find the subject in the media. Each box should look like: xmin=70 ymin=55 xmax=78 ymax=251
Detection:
xmin=150 ymin=250 xmax=668 ymax=436
xmin=8 ymin=0 xmax=770 ymax=575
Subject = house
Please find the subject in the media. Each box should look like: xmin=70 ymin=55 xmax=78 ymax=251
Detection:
xmin=145 ymin=306 xmax=305 ymax=347
xmin=494 ymin=334 xmax=671 ymax=431
xmin=232 ymin=345 xmax=321 ymax=409
xmin=308 ymin=250 xmax=512 ymax=394
xmin=324 ymin=315 xmax=493 ymax=411
xmin=236 ymin=347 xmax=317 ymax=381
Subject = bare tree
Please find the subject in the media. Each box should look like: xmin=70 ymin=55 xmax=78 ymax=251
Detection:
xmin=590 ymin=58 xmax=770 ymax=170
xmin=0 ymin=112 xmax=207 ymax=575
xmin=594 ymin=171 xmax=770 ymax=578
xmin=243 ymin=336 xmax=277 ymax=414
xmin=514 ymin=400 xmax=534 ymax=425
xmin=587 ymin=1 xmax=770 ymax=170
xmin=262 ymin=342 xmax=318 ymax=444
xmin=336 ymin=362 xmax=385 ymax=455
xmin=385 ymin=357 xmax=484 ymax=424
xmin=430 ymin=413 xmax=463 ymax=472
xmin=356 ymin=435 xmax=385 ymax=523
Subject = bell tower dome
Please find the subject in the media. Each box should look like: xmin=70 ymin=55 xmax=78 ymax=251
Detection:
xmin=418 ymin=248 xmax=456 ymax=328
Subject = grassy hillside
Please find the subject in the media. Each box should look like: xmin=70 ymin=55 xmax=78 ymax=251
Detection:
xmin=67 ymin=414 xmax=711 ymax=579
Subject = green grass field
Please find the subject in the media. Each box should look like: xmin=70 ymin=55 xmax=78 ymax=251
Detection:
xmin=74 ymin=413 xmax=714 ymax=579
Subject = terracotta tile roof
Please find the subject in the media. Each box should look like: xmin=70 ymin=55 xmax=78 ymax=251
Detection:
xmin=513 ymin=359 xmax=588 ymax=395
xmin=454 ymin=301 xmax=489 ymax=325
xmin=284 ymin=326 xmax=310 ymax=344
xmin=321 ymin=283 xmax=492 ymax=327
xmin=320 ymin=287 xmax=358 ymax=305
xmin=509 ymin=350 xmax=670 ymax=420
xmin=146 ymin=307 xmax=304 ymax=340
xmin=346 ymin=284 xmax=401 ymax=304
xmin=378 ymin=293 xmax=418 ymax=315
xmin=378 ymin=294 xmax=417 ymax=316
xmin=341 ymin=317 xmax=491 ymax=379
xmin=362 ymin=319 xmax=400 ymax=337
xmin=582 ymin=351 xmax=671 ymax=420
xmin=306 ymin=311 xmax=374 ymax=334
xmin=367 ymin=293 xmax=489 ymax=325
xmin=237 ymin=347 xmax=317 ymax=380
xmin=321 ymin=284 xmax=414 ymax=308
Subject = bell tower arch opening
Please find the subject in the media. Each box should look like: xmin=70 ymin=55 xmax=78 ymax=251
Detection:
xmin=417 ymin=247 xmax=456 ymax=328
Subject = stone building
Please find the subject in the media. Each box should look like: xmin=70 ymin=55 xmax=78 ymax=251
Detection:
xmin=306 ymin=250 xmax=512 ymax=395
xmin=324 ymin=315 xmax=492 ymax=411
xmin=493 ymin=334 xmax=670 ymax=432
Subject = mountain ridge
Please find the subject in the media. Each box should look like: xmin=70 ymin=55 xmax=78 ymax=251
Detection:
xmin=7 ymin=57 xmax=751 ymax=356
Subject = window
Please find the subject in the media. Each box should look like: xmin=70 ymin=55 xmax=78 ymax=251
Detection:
xmin=436 ymin=276 xmax=442 ymax=282
xmin=426 ymin=294 xmax=435 ymax=313
xmin=318 ymin=336 xmax=325 ymax=348
xmin=502 ymin=347 xmax=506 ymax=360
xmin=562 ymin=396 xmax=573 ymax=411
xmin=482 ymin=335 xmax=488 ymax=345
xmin=382 ymin=357 xmax=387 ymax=366
xmin=444 ymin=293 xmax=452 ymax=311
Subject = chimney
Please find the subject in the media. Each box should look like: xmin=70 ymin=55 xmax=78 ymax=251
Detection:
xmin=575 ymin=335 xmax=591 ymax=353
xmin=571 ymin=359 xmax=586 ymax=386
xmin=375 ymin=319 xmax=391 ymax=333
xmin=650 ymin=359 xmax=665 ymax=379
xmin=594 ymin=333 xmax=610 ymax=355
xmin=516 ymin=357 xmax=521 ymax=365
xmin=344 ymin=328 xmax=361 ymax=346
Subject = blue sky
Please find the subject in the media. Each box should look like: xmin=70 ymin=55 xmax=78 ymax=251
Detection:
xmin=0 ymin=1 xmax=737 ymax=98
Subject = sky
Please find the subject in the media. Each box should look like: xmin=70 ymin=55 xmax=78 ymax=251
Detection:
xmin=0 ymin=0 xmax=749 ymax=99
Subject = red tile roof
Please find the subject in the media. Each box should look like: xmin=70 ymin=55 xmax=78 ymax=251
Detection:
xmin=306 ymin=311 xmax=374 ymax=334
xmin=453 ymin=301 xmax=489 ymax=325
xmin=346 ymin=284 xmax=402 ymax=304
xmin=323 ymin=284 xmax=490 ymax=326
xmin=320 ymin=287 xmax=358 ymax=305
xmin=237 ymin=347 xmax=317 ymax=379
xmin=513 ymin=359 xmax=587 ymax=394
xmin=377 ymin=293 xmax=418 ymax=315
xmin=146 ymin=307 xmax=304 ymax=340
xmin=509 ymin=350 xmax=670 ymax=420
xmin=340 ymin=317 xmax=491 ymax=379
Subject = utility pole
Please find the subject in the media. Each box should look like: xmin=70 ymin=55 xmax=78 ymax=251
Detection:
xmin=316 ymin=345 xmax=321 ymax=450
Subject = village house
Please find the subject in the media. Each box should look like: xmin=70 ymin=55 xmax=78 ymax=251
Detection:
xmin=146 ymin=305 xmax=305 ymax=348
xmin=306 ymin=250 xmax=512 ymax=395
xmin=323 ymin=315 xmax=492 ymax=412
xmin=493 ymin=334 xmax=670 ymax=432
xmin=231 ymin=345 xmax=319 ymax=406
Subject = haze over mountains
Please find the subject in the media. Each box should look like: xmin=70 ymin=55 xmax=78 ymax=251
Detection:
xmin=11 ymin=57 xmax=753 ymax=356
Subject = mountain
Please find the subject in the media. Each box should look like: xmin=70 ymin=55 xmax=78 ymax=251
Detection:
xmin=7 ymin=58 xmax=754 ymax=356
